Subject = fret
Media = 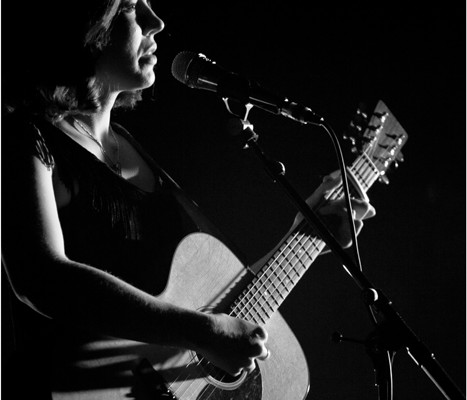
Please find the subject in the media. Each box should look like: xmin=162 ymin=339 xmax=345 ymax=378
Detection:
xmin=268 ymin=280 xmax=285 ymax=302
xmin=231 ymin=174 xmax=357 ymax=322
xmin=232 ymin=293 xmax=270 ymax=325
xmin=354 ymin=152 xmax=380 ymax=188
xmin=262 ymin=279 xmax=279 ymax=301
xmin=288 ymin=247 xmax=304 ymax=277
xmin=349 ymin=165 xmax=369 ymax=192
xmin=240 ymin=307 xmax=256 ymax=321
xmin=260 ymin=297 xmax=276 ymax=314
xmin=268 ymin=264 xmax=291 ymax=295
xmin=231 ymin=230 xmax=326 ymax=322
xmin=257 ymin=302 xmax=270 ymax=321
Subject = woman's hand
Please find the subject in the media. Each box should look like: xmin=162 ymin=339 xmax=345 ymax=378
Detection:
xmin=298 ymin=170 xmax=376 ymax=249
xmin=195 ymin=313 xmax=269 ymax=377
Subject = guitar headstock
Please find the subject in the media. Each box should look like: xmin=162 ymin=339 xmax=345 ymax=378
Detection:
xmin=343 ymin=100 xmax=408 ymax=184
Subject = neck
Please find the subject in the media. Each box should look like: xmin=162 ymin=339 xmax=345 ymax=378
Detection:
xmin=75 ymin=92 xmax=118 ymax=142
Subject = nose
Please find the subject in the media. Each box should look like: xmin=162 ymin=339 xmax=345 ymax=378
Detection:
xmin=142 ymin=4 xmax=165 ymax=37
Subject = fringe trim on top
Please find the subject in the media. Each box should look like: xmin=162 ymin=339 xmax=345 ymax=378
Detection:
xmin=30 ymin=120 xmax=149 ymax=240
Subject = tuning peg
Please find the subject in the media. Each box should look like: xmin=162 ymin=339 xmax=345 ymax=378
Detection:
xmin=378 ymin=174 xmax=390 ymax=185
xmin=356 ymin=108 xmax=368 ymax=120
xmin=396 ymin=152 xmax=404 ymax=163
xmin=352 ymin=109 xmax=369 ymax=129
xmin=388 ymin=145 xmax=398 ymax=156
xmin=349 ymin=120 xmax=363 ymax=130
xmin=373 ymin=111 xmax=388 ymax=122
xmin=343 ymin=134 xmax=357 ymax=145
xmin=386 ymin=133 xmax=405 ymax=145
xmin=367 ymin=124 xmax=382 ymax=132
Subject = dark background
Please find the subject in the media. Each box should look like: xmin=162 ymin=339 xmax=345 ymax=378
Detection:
xmin=3 ymin=2 xmax=462 ymax=400
xmin=116 ymin=2 xmax=466 ymax=399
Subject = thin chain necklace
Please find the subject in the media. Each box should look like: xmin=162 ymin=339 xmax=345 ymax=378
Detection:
xmin=72 ymin=117 xmax=121 ymax=176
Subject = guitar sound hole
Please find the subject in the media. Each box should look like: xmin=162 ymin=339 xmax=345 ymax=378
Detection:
xmin=195 ymin=358 xmax=263 ymax=400
xmin=195 ymin=353 xmax=243 ymax=385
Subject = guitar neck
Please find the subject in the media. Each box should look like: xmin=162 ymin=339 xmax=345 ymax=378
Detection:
xmin=228 ymin=155 xmax=377 ymax=324
xmin=228 ymin=100 xmax=408 ymax=325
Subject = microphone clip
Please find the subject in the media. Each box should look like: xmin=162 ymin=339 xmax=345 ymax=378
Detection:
xmin=222 ymin=98 xmax=258 ymax=147
xmin=222 ymin=97 xmax=253 ymax=121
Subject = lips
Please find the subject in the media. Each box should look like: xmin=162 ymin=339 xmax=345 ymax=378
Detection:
xmin=140 ymin=45 xmax=158 ymax=65
xmin=140 ymin=53 xmax=157 ymax=65
xmin=142 ymin=44 xmax=157 ymax=57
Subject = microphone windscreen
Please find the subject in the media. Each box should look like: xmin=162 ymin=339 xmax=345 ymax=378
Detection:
xmin=171 ymin=51 xmax=197 ymax=84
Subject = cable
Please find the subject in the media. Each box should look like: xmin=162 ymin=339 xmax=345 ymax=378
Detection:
xmin=319 ymin=120 xmax=363 ymax=272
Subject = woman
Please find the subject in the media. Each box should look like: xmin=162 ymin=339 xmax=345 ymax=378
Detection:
xmin=2 ymin=1 xmax=374 ymax=398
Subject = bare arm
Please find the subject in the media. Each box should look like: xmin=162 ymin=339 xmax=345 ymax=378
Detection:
xmin=2 ymin=152 xmax=267 ymax=376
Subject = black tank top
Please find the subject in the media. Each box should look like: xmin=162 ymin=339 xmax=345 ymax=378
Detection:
xmin=38 ymin=120 xmax=190 ymax=295
xmin=2 ymin=116 xmax=202 ymax=398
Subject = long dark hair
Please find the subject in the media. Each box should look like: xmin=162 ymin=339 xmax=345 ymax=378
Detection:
xmin=2 ymin=0 xmax=141 ymax=120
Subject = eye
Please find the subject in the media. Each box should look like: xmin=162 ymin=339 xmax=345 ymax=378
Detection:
xmin=120 ymin=1 xmax=137 ymax=13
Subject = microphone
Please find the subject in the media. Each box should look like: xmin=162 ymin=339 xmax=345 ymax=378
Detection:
xmin=171 ymin=51 xmax=324 ymax=126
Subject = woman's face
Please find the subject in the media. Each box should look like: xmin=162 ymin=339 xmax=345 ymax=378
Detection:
xmin=94 ymin=0 xmax=164 ymax=95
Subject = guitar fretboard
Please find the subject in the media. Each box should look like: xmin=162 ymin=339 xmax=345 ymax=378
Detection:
xmin=228 ymin=155 xmax=378 ymax=324
xmin=228 ymin=100 xmax=408 ymax=324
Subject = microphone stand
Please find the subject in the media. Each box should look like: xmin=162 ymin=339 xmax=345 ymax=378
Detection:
xmin=226 ymin=112 xmax=465 ymax=400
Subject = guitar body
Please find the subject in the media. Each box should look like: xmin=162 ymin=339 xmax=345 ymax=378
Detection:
xmin=51 ymin=233 xmax=309 ymax=400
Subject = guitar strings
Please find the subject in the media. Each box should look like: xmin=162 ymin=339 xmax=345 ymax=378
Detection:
xmin=224 ymin=153 xmax=376 ymax=323
xmin=232 ymin=227 xmax=325 ymax=322
xmin=228 ymin=175 xmax=346 ymax=322
xmin=199 ymin=144 xmax=385 ymax=400
xmin=167 ymin=151 xmax=379 ymax=399
xmin=174 ymin=188 xmax=344 ymax=397
xmin=177 ymin=137 xmax=387 ymax=398
xmin=188 ymin=174 xmax=374 ymax=398
xmin=229 ymin=153 xmax=378 ymax=324
xmin=167 ymin=229 xmax=321 ymax=398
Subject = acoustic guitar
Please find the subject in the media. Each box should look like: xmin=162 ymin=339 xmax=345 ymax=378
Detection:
xmin=52 ymin=100 xmax=408 ymax=399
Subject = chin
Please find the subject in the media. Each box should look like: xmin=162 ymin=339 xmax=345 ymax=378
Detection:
xmin=124 ymin=71 xmax=155 ymax=91
xmin=138 ymin=68 xmax=156 ymax=88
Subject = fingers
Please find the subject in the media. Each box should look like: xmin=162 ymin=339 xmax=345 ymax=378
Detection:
xmin=206 ymin=314 xmax=270 ymax=377
xmin=229 ymin=359 xmax=255 ymax=376
xmin=249 ymin=325 xmax=268 ymax=360
xmin=310 ymin=171 xmax=342 ymax=204
xmin=232 ymin=347 xmax=270 ymax=376
xmin=228 ymin=350 xmax=269 ymax=376
xmin=320 ymin=198 xmax=375 ymax=221
xmin=244 ymin=358 xmax=257 ymax=374
xmin=257 ymin=348 xmax=271 ymax=361
xmin=353 ymin=219 xmax=364 ymax=236
xmin=238 ymin=325 xmax=269 ymax=375
xmin=311 ymin=171 xmax=376 ymax=220
xmin=253 ymin=325 xmax=268 ymax=341
xmin=350 ymin=198 xmax=376 ymax=220
xmin=320 ymin=170 xmax=342 ymax=192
